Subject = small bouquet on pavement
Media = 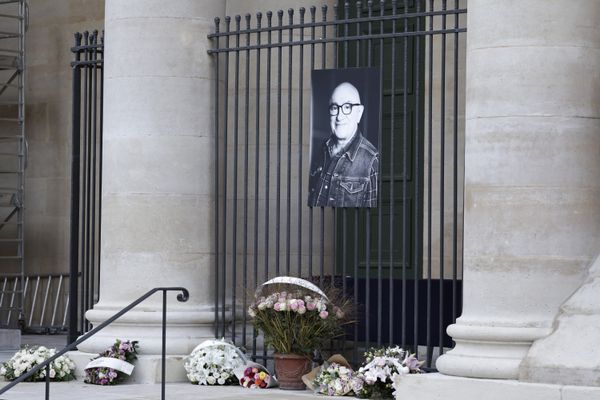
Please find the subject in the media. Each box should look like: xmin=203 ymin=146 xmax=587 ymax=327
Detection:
xmin=306 ymin=355 xmax=356 ymax=396
xmin=238 ymin=363 xmax=276 ymax=388
xmin=84 ymin=339 xmax=138 ymax=385
xmin=353 ymin=346 xmax=423 ymax=399
xmin=0 ymin=346 xmax=75 ymax=382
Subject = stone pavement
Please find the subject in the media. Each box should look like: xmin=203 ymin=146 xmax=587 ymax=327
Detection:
xmin=0 ymin=381 xmax=343 ymax=400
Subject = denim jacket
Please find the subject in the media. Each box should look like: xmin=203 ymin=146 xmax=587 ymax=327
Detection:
xmin=308 ymin=132 xmax=379 ymax=208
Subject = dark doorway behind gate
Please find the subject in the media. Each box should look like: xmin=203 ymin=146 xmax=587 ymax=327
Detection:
xmin=209 ymin=0 xmax=466 ymax=369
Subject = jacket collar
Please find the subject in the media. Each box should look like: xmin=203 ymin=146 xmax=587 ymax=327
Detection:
xmin=325 ymin=130 xmax=362 ymax=162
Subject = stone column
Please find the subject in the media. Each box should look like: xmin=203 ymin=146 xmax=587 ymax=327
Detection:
xmin=436 ymin=0 xmax=600 ymax=379
xmin=75 ymin=0 xmax=225 ymax=382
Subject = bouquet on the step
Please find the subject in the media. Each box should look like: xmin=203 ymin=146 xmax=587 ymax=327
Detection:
xmin=312 ymin=358 xmax=356 ymax=396
xmin=0 ymin=346 xmax=75 ymax=382
xmin=84 ymin=339 xmax=138 ymax=385
xmin=184 ymin=339 xmax=245 ymax=385
xmin=238 ymin=363 xmax=276 ymax=388
xmin=353 ymin=346 xmax=423 ymax=399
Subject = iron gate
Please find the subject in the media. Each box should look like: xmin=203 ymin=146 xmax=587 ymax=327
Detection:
xmin=210 ymin=0 xmax=466 ymax=369
xmin=68 ymin=30 xmax=103 ymax=343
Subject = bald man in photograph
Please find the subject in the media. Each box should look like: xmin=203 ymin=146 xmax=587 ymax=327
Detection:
xmin=308 ymin=82 xmax=379 ymax=208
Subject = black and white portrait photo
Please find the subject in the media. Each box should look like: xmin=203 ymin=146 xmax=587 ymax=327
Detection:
xmin=308 ymin=68 xmax=381 ymax=208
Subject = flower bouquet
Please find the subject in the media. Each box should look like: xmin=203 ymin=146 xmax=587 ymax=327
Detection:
xmin=248 ymin=276 xmax=353 ymax=389
xmin=0 ymin=346 xmax=75 ymax=382
xmin=353 ymin=346 xmax=423 ymax=399
xmin=312 ymin=357 xmax=356 ymax=396
xmin=84 ymin=339 xmax=138 ymax=385
xmin=238 ymin=364 xmax=276 ymax=388
xmin=184 ymin=339 xmax=246 ymax=385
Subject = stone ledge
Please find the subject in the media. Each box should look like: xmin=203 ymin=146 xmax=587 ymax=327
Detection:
xmin=393 ymin=373 xmax=600 ymax=400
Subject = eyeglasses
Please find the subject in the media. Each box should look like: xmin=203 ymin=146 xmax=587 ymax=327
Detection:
xmin=328 ymin=102 xmax=362 ymax=116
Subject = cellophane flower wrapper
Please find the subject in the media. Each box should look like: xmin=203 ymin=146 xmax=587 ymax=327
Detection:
xmin=353 ymin=346 xmax=423 ymax=399
xmin=0 ymin=346 xmax=75 ymax=382
xmin=234 ymin=361 xmax=278 ymax=389
xmin=313 ymin=361 xmax=356 ymax=396
xmin=84 ymin=339 xmax=138 ymax=385
xmin=184 ymin=339 xmax=246 ymax=385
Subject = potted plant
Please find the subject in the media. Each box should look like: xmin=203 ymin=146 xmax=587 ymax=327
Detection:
xmin=247 ymin=276 xmax=352 ymax=390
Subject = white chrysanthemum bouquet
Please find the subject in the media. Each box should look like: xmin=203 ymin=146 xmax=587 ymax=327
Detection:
xmin=0 ymin=346 xmax=75 ymax=382
xmin=184 ymin=339 xmax=245 ymax=385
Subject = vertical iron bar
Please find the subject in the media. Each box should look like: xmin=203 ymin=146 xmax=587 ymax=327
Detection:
xmin=263 ymin=11 xmax=273 ymax=363
xmin=161 ymin=290 xmax=166 ymax=400
xmin=84 ymin=30 xmax=93 ymax=332
xmin=97 ymin=32 xmax=104 ymax=294
xmin=308 ymin=6 xmax=316 ymax=279
xmin=297 ymin=7 xmax=305 ymax=277
xmin=253 ymin=11 xmax=262 ymax=358
xmin=265 ymin=11 xmax=272 ymax=281
xmin=413 ymin=0 xmax=423 ymax=358
xmin=319 ymin=5 xmax=327 ymax=288
xmin=388 ymin=0 xmax=397 ymax=347
xmin=221 ymin=17 xmax=230 ymax=341
xmin=80 ymin=31 xmax=89 ymax=334
xmin=426 ymin=0 xmax=434 ymax=367
xmin=231 ymin=15 xmax=240 ymax=341
xmin=365 ymin=0 xmax=373 ymax=350
xmin=342 ymin=1 xmax=349 ymax=299
xmin=45 ymin=364 xmax=49 ymax=400
xmin=90 ymin=31 xmax=98 ymax=312
xmin=285 ymin=8 xmax=293 ymax=275
xmin=401 ymin=0 xmax=409 ymax=348
xmin=68 ymin=32 xmax=82 ymax=344
xmin=377 ymin=0 xmax=384 ymax=347
xmin=439 ymin=0 xmax=447 ymax=357
xmin=242 ymin=13 xmax=251 ymax=348
xmin=353 ymin=0 xmax=362 ymax=365
xmin=276 ymin=10 xmax=283 ymax=276
xmin=452 ymin=0 xmax=459 ymax=325
xmin=212 ymin=17 xmax=220 ymax=339
xmin=18 ymin=0 xmax=25 ymax=329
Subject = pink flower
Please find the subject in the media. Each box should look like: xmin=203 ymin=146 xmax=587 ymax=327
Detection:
xmin=319 ymin=310 xmax=329 ymax=319
xmin=274 ymin=302 xmax=281 ymax=311
xmin=307 ymin=302 xmax=316 ymax=311
xmin=290 ymin=300 xmax=299 ymax=311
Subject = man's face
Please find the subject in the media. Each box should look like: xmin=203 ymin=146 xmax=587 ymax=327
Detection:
xmin=329 ymin=83 xmax=364 ymax=141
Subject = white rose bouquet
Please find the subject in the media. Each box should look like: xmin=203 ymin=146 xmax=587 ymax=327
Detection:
xmin=184 ymin=339 xmax=246 ymax=385
xmin=0 ymin=346 xmax=75 ymax=382
xmin=353 ymin=346 xmax=423 ymax=399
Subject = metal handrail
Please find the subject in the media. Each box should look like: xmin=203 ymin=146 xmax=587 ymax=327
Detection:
xmin=0 ymin=286 xmax=189 ymax=400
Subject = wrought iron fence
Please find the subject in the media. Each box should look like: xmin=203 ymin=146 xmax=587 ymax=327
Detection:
xmin=68 ymin=30 xmax=103 ymax=343
xmin=209 ymin=0 xmax=466 ymax=369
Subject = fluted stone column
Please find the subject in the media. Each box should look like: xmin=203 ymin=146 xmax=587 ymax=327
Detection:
xmin=436 ymin=0 xmax=600 ymax=379
xmin=74 ymin=0 xmax=225 ymax=382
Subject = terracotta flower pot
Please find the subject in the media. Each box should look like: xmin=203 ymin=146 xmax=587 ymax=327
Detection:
xmin=273 ymin=353 xmax=312 ymax=390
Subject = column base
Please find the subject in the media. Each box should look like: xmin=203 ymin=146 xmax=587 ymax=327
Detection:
xmin=68 ymin=351 xmax=188 ymax=383
xmin=78 ymin=305 xmax=216 ymax=355
xmin=436 ymin=322 xmax=551 ymax=379
xmin=393 ymin=373 xmax=600 ymax=400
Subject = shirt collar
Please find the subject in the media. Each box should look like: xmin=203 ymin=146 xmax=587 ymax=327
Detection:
xmin=325 ymin=130 xmax=362 ymax=162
